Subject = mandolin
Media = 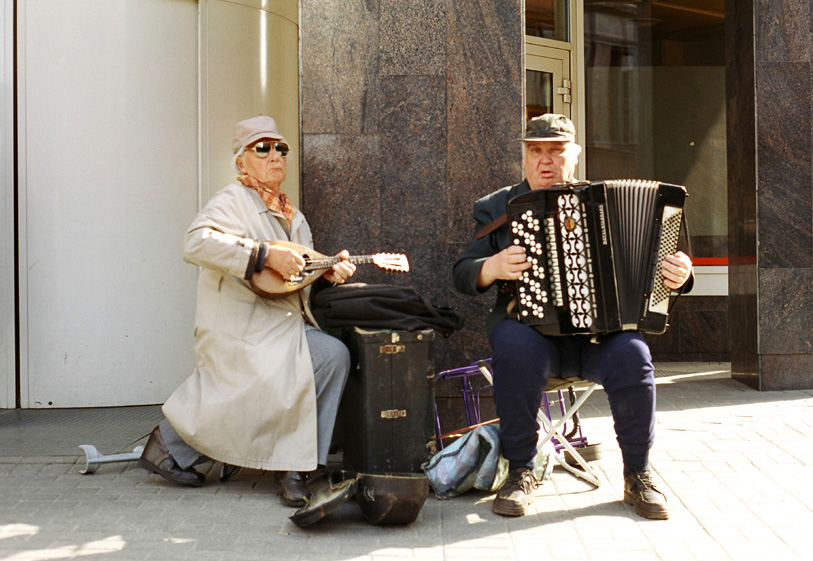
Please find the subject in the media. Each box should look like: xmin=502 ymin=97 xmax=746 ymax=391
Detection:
xmin=250 ymin=240 xmax=409 ymax=297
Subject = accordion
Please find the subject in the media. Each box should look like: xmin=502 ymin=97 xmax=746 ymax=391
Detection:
xmin=506 ymin=179 xmax=686 ymax=336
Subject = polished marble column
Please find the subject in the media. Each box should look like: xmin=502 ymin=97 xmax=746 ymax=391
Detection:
xmin=726 ymin=0 xmax=813 ymax=390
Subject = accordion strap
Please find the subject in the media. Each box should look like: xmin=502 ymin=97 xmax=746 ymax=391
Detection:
xmin=474 ymin=214 xmax=507 ymax=240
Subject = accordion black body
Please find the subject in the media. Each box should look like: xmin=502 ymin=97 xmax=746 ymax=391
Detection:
xmin=506 ymin=179 xmax=686 ymax=336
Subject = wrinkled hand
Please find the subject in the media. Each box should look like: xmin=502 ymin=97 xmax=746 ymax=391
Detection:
xmin=477 ymin=245 xmax=532 ymax=288
xmin=661 ymin=251 xmax=693 ymax=290
xmin=323 ymin=250 xmax=356 ymax=284
xmin=266 ymin=244 xmax=306 ymax=281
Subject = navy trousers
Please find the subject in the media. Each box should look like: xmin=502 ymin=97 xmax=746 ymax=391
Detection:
xmin=489 ymin=319 xmax=656 ymax=475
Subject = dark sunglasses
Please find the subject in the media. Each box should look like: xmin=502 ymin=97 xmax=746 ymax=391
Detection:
xmin=250 ymin=141 xmax=290 ymax=158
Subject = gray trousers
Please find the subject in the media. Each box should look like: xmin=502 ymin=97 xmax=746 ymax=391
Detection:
xmin=161 ymin=325 xmax=350 ymax=470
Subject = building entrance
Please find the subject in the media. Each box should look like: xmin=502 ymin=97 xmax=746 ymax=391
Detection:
xmin=526 ymin=45 xmax=573 ymax=120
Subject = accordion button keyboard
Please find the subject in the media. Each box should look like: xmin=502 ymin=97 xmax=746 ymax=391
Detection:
xmin=512 ymin=211 xmax=552 ymax=321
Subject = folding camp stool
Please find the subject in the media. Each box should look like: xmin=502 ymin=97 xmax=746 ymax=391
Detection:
xmin=538 ymin=377 xmax=602 ymax=487
xmin=434 ymin=360 xmax=602 ymax=488
xmin=472 ymin=361 xmax=601 ymax=488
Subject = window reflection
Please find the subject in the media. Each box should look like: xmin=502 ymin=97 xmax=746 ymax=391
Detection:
xmin=526 ymin=0 xmax=569 ymax=42
xmin=583 ymin=1 xmax=726 ymax=262
xmin=526 ymin=70 xmax=554 ymax=119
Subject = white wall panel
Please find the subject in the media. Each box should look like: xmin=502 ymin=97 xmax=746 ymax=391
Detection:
xmin=201 ymin=0 xmax=300 ymax=205
xmin=18 ymin=0 xmax=199 ymax=407
xmin=1 ymin=0 xmax=15 ymax=408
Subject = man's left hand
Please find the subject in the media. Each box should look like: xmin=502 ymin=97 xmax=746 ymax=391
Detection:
xmin=661 ymin=251 xmax=692 ymax=290
xmin=323 ymin=250 xmax=356 ymax=284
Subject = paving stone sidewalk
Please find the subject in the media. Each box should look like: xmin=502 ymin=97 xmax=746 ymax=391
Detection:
xmin=1 ymin=363 xmax=812 ymax=561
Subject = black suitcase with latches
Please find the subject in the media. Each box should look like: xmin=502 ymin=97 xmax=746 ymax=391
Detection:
xmin=339 ymin=327 xmax=436 ymax=474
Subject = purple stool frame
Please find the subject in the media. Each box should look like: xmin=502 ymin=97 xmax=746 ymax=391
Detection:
xmin=433 ymin=358 xmax=591 ymax=453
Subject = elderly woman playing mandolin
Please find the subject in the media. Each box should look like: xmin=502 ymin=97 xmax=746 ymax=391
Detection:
xmin=139 ymin=115 xmax=356 ymax=508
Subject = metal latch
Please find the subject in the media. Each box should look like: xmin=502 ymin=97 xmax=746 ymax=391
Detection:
xmin=380 ymin=332 xmax=404 ymax=354
xmin=380 ymin=409 xmax=407 ymax=419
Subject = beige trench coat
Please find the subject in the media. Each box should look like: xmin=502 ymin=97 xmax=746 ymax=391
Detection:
xmin=163 ymin=183 xmax=320 ymax=471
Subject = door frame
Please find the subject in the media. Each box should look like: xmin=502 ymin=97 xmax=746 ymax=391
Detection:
xmin=525 ymin=0 xmax=586 ymax=181
xmin=525 ymin=44 xmax=570 ymax=117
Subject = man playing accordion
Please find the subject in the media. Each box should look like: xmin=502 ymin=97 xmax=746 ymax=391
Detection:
xmin=453 ymin=114 xmax=693 ymax=519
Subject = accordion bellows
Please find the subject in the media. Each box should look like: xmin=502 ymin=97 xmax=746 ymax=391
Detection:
xmin=507 ymin=179 xmax=686 ymax=336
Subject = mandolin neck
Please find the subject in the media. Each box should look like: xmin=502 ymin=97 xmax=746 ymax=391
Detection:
xmin=304 ymin=255 xmax=376 ymax=271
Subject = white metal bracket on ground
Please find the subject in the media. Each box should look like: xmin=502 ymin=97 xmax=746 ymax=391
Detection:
xmin=78 ymin=445 xmax=144 ymax=474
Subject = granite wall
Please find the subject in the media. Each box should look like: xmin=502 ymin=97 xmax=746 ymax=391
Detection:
xmin=726 ymin=0 xmax=813 ymax=390
xmin=645 ymin=296 xmax=729 ymax=362
xmin=299 ymin=0 xmax=525 ymax=371
xmin=299 ymin=0 xmax=732 ymax=375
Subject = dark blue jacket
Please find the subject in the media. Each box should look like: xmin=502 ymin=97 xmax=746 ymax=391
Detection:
xmin=453 ymin=180 xmax=530 ymax=335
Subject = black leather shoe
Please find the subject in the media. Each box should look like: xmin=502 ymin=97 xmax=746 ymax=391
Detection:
xmin=277 ymin=471 xmax=310 ymax=507
xmin=220 ymin=463 xmax=241 ymax=482
xmin=139 ymin=426 xmax=205 ymax=487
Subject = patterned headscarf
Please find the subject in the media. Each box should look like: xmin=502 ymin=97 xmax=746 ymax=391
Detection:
xmin=237 ymin=175 xmax=296 ymax=225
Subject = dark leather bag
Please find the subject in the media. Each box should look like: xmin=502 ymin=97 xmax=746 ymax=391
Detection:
xmin=312 ymin=283 xmax=464 ymax=337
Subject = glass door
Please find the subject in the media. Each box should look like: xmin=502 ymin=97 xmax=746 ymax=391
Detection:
xmin=524 ymin=0 xmax=582 ymax=179
xmin=525 ymin=44 xmax=572 ymax=120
